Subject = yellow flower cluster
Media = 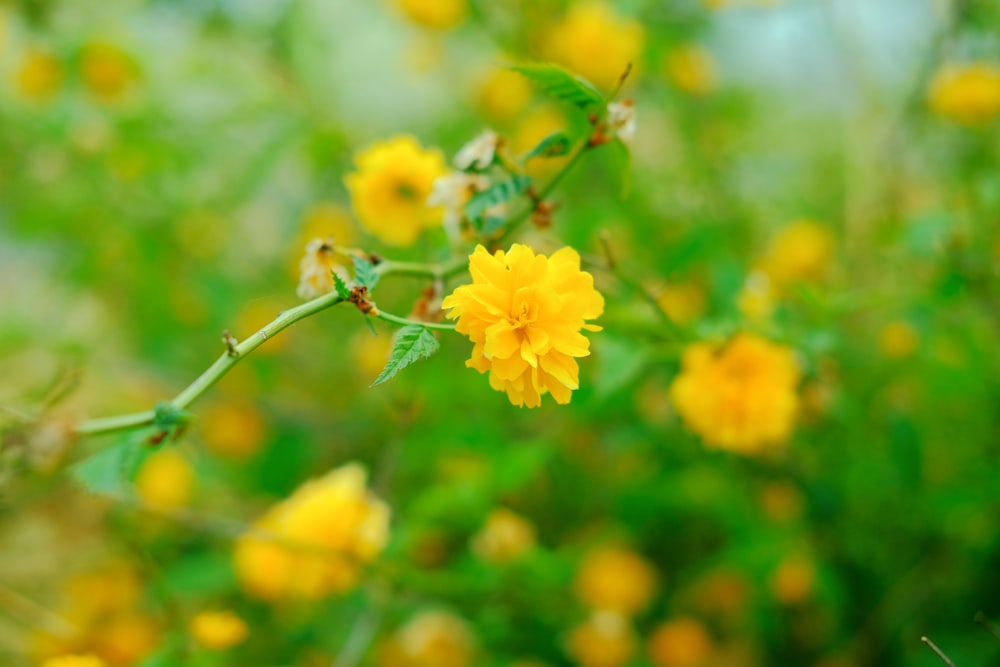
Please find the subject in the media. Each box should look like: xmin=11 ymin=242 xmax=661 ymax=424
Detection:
xmin=670 ymin=334 xmax=800 ymax=453
xmin=233 ymin=462 xmax=390 ymax=601
xmin=345 ymin=136 xmax=447 ymax=247
xmin=377 ymin=610 xmax=475 ymax=667
xmin=470 ymin=507 xmax=537 ymax=563
xmin=189 ymin=610 xmax=248 ymax=650
xmin=546 ymin=2 xmax=645 ymax=90
xmin=443 ymin=244 xmax=604 ymax=408
xmin=928 ymin=62 xmax=1000 ymax=125
xmin=394 ymin=0 xmax=467 ymax=29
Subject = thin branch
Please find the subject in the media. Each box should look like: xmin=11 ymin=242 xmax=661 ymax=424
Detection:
xmin=975 ymin=611 xmax=1000 ymax=641
xmin=921 ymin=636 xmax=956 ymax=667
xmin=372 ymin=310 xmax=456 ymax=332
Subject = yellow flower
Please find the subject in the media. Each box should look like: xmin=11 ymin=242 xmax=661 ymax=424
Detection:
xmin=736 ymin=272 xmax=775 ymax=321
xmin=14 ymin=48 xmax=62 ymax=100
xmin=395 ymin=0 xmax=467 ymax=30
xmin=655 ymin=282 xmax=706 ymax=325
xmin=546 ymin=2 xmax=645 ymax=90
xmin=670 ymin=334 xmax=800 ymax=453
xmin=928 ymin=62 xmax=1000 ymax=125
xmin=41 ymin=656 xmax=106 ymax=667
xmin=770 ymin=554 xmax=815 ymax=605
xmin=476 ymin=66 xmax=533 ymax=122
xmin=566 ymin=611 xmax=636 ymax=667
xmin=760 ymin=220 xmax=834 ymax=286
xmin=135 ymin=448 xmax=194 ymax=509
xmin=510 ymin=105 xmax=569 ymax=179
xmin=80 ymin=42 xmax=136 ymax=101
xmin=574 ymin=546 xmax=657 ymax=616
xmin=297 ymin=236 xmax=352 ymax=300
xmin=647 ymin=618 xmax=714 ymax=667
xmin=189 ymin=610 xmax=248 ymax=650
xmin=233 ymin=462 xmax=390 ymax=601
xmin=470 ymin=507 xmax=537 ymax=563
xmin=345 ymin=136 xmax=448 ymax=247
xmin=377 ymin=610 xmax=475 ymax=667
xmin=443 ymin=244 xmax=604 ymax=408
xmin=663 ymin=44 xmax=715 ymax=96
xmin=199 ymin=401 xmax=268 ymax=459
xmin=880 ymin=321 xmax=919 ymax=359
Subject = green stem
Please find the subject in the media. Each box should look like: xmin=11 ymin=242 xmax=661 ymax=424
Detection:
xmin=376 ymin=257 xmax=467 ymax=280
xmin=372 ymin=310 xmax=456 ymax=331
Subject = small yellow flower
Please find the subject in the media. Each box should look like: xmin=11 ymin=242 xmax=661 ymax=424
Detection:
xmin=663 ymin=45 xmax=715 ymax=96
xmin=928 ymin=62 xmax=1000 ymax=125
xmin=377 ymin=610 xmax=475 ymax=667
xmin=443 ymin=244 xmax=604 ymax=408
xmin=736 ymin=271 xmax=775 ymax=320
xmin=655 ymin=282 xmax=706 ymax=325
xmin=135 ymin=448 xmax=194 ymax=509
xmin=297 ymin=236 xmax=352 ymax=300
xmin=760 ymin=220 xmax=834 ymax=286
xmin=546 ymin=2 xmax=645 ymax=90
xmin=233 ymin=462 xmax=390 ymax=601
xmin=14 ymin=48 xmax=62 ymax=100
xmin=345 ymin=136 xmax=448 ymax=246
xmin=879 ymin=321 xmax=919 ymax=359
xmin=394 ymin=0 xmax=467 ymax=30
xmin=80 ymin=42 xmax=136 ymax=101
xmin=574 ymin=546 xmax=657 ymax=616
xmin=41 ymin=656 xmax=106 ymax=667
xmin=511 ymin=105 xmax=569 ymax=179
xmin=189 ymin=610 xmax=249 ymax=650
xmin=476 ymin=66 xmax=533 ymax=122
xmin=670 ymin=334 xmax=800 ymax=453
xmin=770 ymin=554 xmax=815 ymax=605
xmin=647 ymin=617 xmax=714 ymax=667
xmin=199 ymin=401 xmax=268 ymax=459
xmin=566 ymin=611 xmax=636 ymax=667
xmin=470 ymin=507 xmax=537 ymax=563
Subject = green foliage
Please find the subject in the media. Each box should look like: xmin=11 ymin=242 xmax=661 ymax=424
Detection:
xmin=69 ymin=436 xmax=148 ymax=498
xmin=352 ymin=255 xmax=380 ymax=290
xmin=466 ymin=175 xmax=532 ymax=232
xmin=371 ymin=325 xmax=440 ymax=387
xmin=511 ymin=63 xmax=604 ymax=110
xmin=332 ymin=269 xmax=350 ymax=299
xmin=523 ymin=132 xmax=572 ymax=160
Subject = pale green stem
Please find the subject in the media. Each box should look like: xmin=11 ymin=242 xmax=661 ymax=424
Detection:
xmin=372 ymin=310 xmax=456 ymax=331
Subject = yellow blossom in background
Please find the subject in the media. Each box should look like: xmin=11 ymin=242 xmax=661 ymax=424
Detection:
xmin=737 ymin=271 xmax=775 ymax=320
xmin=297 ymin=236 xmax=352 ymax=300
xmin=511 ymin=105 xmax=569 ymax=179
xmin=377 ymin=610 xmax=475 ymax=667
xmin=566 ymin=611 xmax=636 ymax=667
xmin=663 ymin=45 xmax=715 ymax=96
xmin=394 ymin=0 xmax=467 ymax=30
xmin=233 ymin=462 xmax=390 ymax=601
xmin=647 ymin=617 xmax=714 ymax=667
xmin=443 ymin=244 xmax=604 ymax=408
xmin=879 ymin=321 xmax=919 ymax=359
xmin=477 ymin=66 xmax=533 ymax=122
xmin=189 ymin=610 xmax=248 ymax=650
xmin=80 ymin=42 xmax=136 ymax=101
xmin=770 ymin=554 xmax=816 ymax=605
xmin=655 ymin=282 xmax=706 ymax=325
xmin=352 ymin=330 xmax=395 ymax=379
xmin=574 ymin=546 xmax=656 ymax=615
xmin=670 ymin=334 xmax=800 ymax=453
xmin=135 ymin=448 xmax=194 ymax=509
xmin=760 ymin=220 xmax=835 ymax=286
xmin=199 ymin=401 xmax=267 ymax=459
xmin=759 ymin=481 xmax=804 ymax=522
xmin=15 ymin=48 xmax=62 ymax=100
xmin=546 ymin=2 xmax=645 ymax=90
xmin=345 ymin=136 xmax=447 ymax=246
xmin=470 ymin=507 xmax=537 ymax=563
xmin=41 ymin=656 xmax=106 ymax=667
xmin=928 ymin=62 xmax=1000 ymax=125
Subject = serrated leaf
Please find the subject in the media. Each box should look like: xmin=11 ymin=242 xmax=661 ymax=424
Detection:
xmin=524 ymin=132 xmax=572 ymax=160
xmin=466 ymin=175 xmax=532 ymax=223
xmin=371 ymin=325 xmax=440 ymax=387
xmin=352 ymin=256 xmax=380 ymax=290
xmin=511 ymin=63 xmax=603 ymax=110
xmin=69 ymin=437 xmax=147 ymax=498
xmin=332 ymin=270 xmax=350 ymax=299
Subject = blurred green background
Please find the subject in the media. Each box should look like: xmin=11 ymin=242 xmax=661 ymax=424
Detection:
xmin=2 ymin=0 xmax=1000 ymax=666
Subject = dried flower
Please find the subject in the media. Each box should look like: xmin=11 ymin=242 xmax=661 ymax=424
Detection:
xmin=297 ymin=237 xmax=351 ymax=300
xmin=453 ymin=129 xmax=500 ymax=170
xmin=606 ymin=100 xmax=636 ymax=146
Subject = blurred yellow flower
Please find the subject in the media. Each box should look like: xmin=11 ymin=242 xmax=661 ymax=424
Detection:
xmin=297 ymin=236 xmax=352 ymax=300
xmin=15 ymin=48 xmax=62 ymax=100
xmin=647 ymin=617 xmax=714 ymax=667
xmin=546 ymin=2 xmax=644 ymax=90
xmin=233 ymin=462 xmax=390 ymax=601
xmin=574 ymin=546 xmax=656 ymax=615
xmin=395 ymin=0 xmax=467 ymax=29
xmin=352 ymin=330 xmax=395 ymax=379
xmin=655 ymin=282 xmax=706 ymax=325
xmin=670 ymin=334 xmax=800 ymax=453
xmin=928 ymin=62 xmax=1000 ymax=125
xmin=135 ymin=448 xmax=194 ymax=509
xmin=377 ymin=610 xmax=475 ymax=667
xmin=736 ymin=271 xmax=775 ymax=320
xmin=663 ymin=45 xmax=715 ymax=96
xmin=345 ymin=136 xmax=448 ymax=246
xmin=511 ymin=105 xmax=569 ymax=179
xmin=199 ymin=401 xmax=268 ymax=459
xmin=879 ymin=321 xmax=919 ymax=359
xmin=189 ymin=610 xmax=248 ymax=650
xmin=470 ymin=507 xmax=537 ymax=563
xmin=477 ymin=66 xmax=533 ymax=122
xmin=760 ymin=220 xmax=835 ymax=286
xmin=759 ymin=481 xmax=804 ymax=522
xmin=80 ymin=42 xmax=136 ymax=101
xmin=443 ymin=244 xmax=604 ymax=408
xmin=770 ymin=554 xmax=815 ymax=605
xmin=41 ymin=656 xmax=106 ymax=667
xmin=566 ymin=611 xmax=636 ymax=667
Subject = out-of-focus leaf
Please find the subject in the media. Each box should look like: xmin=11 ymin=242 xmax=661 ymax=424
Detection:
xmin=524 ymin=132 xmax=571 ymax=160
xmin=466 ymin=175 xmax=532 ymax=224
xmin=69 ymin=436 xmax=147 ymax=498
xmin=371 ymin=325 xmax=439 ymax=387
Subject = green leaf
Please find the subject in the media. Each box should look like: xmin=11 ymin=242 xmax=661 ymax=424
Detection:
xmin=352 ymin=256 xmax=380 ymax=290
xmin=523 ymin=132 xmax=571 ymax=160
xmin=511 ymin=63 xmax=603 ymax=110
xmin=69 ymin=436 xmax=147 ymax=498
xmin=371 ymin=325 xmax=440 ymax=387
xmin=332 ymin=269 xmax=350 ymax=299
xmin=466 ymin=175 xmax=532 ymax=223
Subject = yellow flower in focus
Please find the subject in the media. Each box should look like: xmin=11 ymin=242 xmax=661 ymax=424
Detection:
xmin=546 ymin=2 xmax=645 ymax=90
xmin=566 ymin=611 xmax=636 ymax=667
xmin=233 ymin=462 xmax=390 ymax=601
xmin=377 ymin=610 xmax=475 ymax=667
xmin=880 ymin=321 xmax=919 ymax=359
xmin=477 ymin=66 xmax=533 ymax=122
xmin=770 ymin=554 xmax=815 ymax=605
xmin=189 ymin=610 xmax=248 ymax=650
xmin=656 ymin=282 xmax=706 ymax=325
xmin=647 ymin=617 xmax=714 ymax=667
xmin=928 ymin=62 xmax=1000 ymax=125
xmin=41 ymin=656 xmax=106 ymax=667
xmin=663 ymin=45 xmax=715 ymax=96
xmin=470 ymin=507 xmax=537 ymax=563
xmin=443 ymin=244 xmax=604 ymax=408
xmin=670 ymin=334 xmax=800 ymax=453
xmin=15 ymin=48 xmax=62 ymax=100
xmin=345 ymin=136 xmax=447 ymax=246
xmin=574 ymin=546 xmax=657 ymax=615
xmin=199 ymin=401 xmax=267 ymax=459
xmin=760 ymin=220 xmax=834 ymax=286
xmin=135 ymin=448 xmax=194 ymax=509
xmin=395 ymin=0 xmax=467 ymax=29
xmin=80 ymin=42 xmax=136 ymax=101
xmin=297 ymin=236 xmax=352 ymax=300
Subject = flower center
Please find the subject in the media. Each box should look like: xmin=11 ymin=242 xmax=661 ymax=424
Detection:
xmin=510 ymin=297 xmax=539 ymax=329
xmin=395 ymin=181 xmax=419 ymax=201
